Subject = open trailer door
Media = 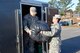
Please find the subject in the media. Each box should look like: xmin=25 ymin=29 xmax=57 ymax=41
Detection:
xmin=15 ymin=0 xmax=51 ymax=53
xmin=15 ymin=0 xmax=43 ymax=53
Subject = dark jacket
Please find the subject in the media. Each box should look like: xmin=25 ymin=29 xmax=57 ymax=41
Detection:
xmin=24 ymin=14 xmax=38 ymax=29
xmin=23 ymin=14 xmax=39 ymax=53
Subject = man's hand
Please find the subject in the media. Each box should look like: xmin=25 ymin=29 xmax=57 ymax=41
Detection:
xmin=24 ymin=27 xmax=31 ymax=35
xmin=28 ymin=30 xmax=31 ymax=35
xmin=40 ymin=31 xmax=43 ymax=34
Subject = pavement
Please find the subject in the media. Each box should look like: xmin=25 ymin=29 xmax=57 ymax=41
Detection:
xmin=61 ymin=27 xmax=80 ymax=53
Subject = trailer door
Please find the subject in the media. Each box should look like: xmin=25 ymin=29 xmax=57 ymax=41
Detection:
xmin=15 ymin=2 xmax=43 ymax=53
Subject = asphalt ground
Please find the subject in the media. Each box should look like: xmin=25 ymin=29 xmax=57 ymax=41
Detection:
xmin=61 ymin=27 xmax=80 ymax=53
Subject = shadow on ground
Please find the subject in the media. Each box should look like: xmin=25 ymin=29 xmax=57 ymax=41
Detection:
xmin=61 ymin=36 xmax=80 ymax=53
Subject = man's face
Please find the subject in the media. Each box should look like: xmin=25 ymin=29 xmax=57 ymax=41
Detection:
xmin=30 ymin=7 xmax=37 ymax=16
xmin=30 ymin=10 xmax=37 ymax=16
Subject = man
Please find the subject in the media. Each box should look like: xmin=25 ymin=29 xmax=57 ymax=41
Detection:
xmin=24 ymin=7 xmax=39 ymax=53
xmin=40 ymin=14 xmax=61 ymax=53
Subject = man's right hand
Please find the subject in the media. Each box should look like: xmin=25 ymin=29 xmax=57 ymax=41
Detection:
xmin=28 ymin=30 xmax=31 ymax=35
xmin=24 ymin=27 xmax=31 ymax=35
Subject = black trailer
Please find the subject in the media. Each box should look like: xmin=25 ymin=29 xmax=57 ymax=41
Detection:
xmin=0 ymin=0 xmax=20 ymax=53
xmin=0 ymin=0 xmax=58 ymax=53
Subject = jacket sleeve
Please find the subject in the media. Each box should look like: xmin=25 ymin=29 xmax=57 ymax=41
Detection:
xmin=41 ymin=24 xmax=61 ymax=37
xmin=24 ymin=15 xmax=30 ymax=32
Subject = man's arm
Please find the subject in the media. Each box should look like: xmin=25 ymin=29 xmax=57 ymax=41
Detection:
xmin=24 ymin=26 xmax=31 ymax=35
xmin=24 ymin=15 xmax=31 ymax=35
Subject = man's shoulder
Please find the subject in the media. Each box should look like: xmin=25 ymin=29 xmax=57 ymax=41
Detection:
xmin=24 ymin=14 xmax=30 ymax=19
xmin=24 ymin=14 xmax=30 ymax=16
xmin=35 ymin=16 xmax=39 ymax=19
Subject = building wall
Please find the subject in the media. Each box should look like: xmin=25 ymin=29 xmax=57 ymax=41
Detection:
xmin=65 ymin=11 xmax=73 ymax=18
